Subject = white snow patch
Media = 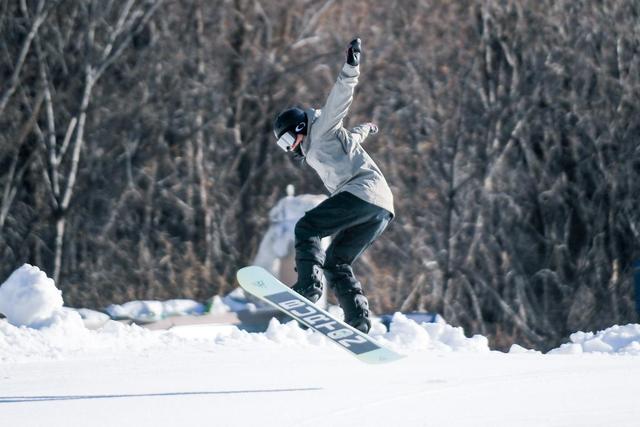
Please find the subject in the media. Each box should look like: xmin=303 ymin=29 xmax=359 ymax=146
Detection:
xmin=70 ymin=308 xmax=111 ymax=329
xmin=549 ymin=324 xmax=640 ymax=355
xmin=0 ymin=311 xmax=189 ymax=363
xmin=0 ymin=306 xmax=492 ymax=362
xmin=0 ymin=265 xmax=193 ymax=362
xmin=210 ymin=313 xmax=488 ymax=355
xmin=106 ymin=300 xmax=164 ymax=321
xmin=509 ymin=344 xmax=543 ymax=354
xmin=105 ymin=299 xmax=205 ymax=322
xmin=0 ymin=264 xmax=63 ymax=328
xmin=206 ymin=295 xmax=230 ymax=314
xmin=164 ymin=299 xmax=205 ymax=317
xmin=373 ymin=312 xmax=490 ymax=353
xmin=5 ymin=261 xmax=639 ymax=367
xmin=210 ymin=318 xmax=327 ymax=349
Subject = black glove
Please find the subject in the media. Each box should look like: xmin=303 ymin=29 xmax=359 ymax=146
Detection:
xmin=346 ymin=38 xmax=361 ymax=66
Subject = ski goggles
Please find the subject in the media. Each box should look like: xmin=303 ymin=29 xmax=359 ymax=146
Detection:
xmin=276 ymin=131 xmax=296 ymax=152
xmin=275 ymin=122 xmax=306 ymax=152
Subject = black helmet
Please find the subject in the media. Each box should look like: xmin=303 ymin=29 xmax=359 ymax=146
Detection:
xmin=273 ymin=107 xmax=307 ymax=139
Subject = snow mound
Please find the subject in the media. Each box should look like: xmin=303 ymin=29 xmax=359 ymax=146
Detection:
xmin=1 ymin=308 xmax=491 ymax=362
xmin=509 ymin=344 xmax=542 ymax=355
xmin=0 ymin=265 xmax=192 ymax=362
xmin=0 ymin=264 xmax=63 ymax=328
xmin=0 ymin=264 xmax=485 ymax=362
xmin=212 ymin=313 xmax=489 ymax=354
xmin=0 ymin=310 xmax=189 ymax=362
xmin=213 ymin=318 xmax=329 ymax=349
xmin=373 ymin=312 xmax=490 ymax=353
xmin=549 ymin=324 xmax=640 ymax=355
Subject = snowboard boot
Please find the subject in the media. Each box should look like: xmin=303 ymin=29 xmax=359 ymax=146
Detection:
xmin=336 ymin=289 xmax=371 ymax=334
xmin=292 ymin=263 xmax=324 ymax=303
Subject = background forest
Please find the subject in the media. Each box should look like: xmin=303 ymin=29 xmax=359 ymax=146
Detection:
xmin=1 ymin=0 xmax=639 ymax=350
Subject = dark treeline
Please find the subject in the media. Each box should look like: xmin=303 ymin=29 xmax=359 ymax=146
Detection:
xmin=1 ymin=0 xmax=639 ymax=350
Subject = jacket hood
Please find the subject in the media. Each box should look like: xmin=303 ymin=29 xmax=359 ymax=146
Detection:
xmin=301 ymin=108 xmax=321 ymax=156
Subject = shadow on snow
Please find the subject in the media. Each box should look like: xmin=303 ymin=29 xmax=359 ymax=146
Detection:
xmin=0 ymin=387 xmax=323 ymax=403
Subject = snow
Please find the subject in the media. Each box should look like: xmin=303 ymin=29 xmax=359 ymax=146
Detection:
xmin=221 ymin=286 xmax=256 ymax=312
xmin=372 ymin=312 xmax=490 ymax=353
xmin=2 ymin=264 xmax=640 ymax=426
xmin=2 ymin=320 xmax=640 ymax=427
xmin=508 ymin=343 xmax=542 ymax=354
xmin=548 ymin=324 xmax=640 ymax=355
xmin=0 ymin=309 xmax=487 ymax=364
xmin=206 ymin=295 xmax=230 ymax=315
xmin=0 ymin=311 xmax=188 ymax=363
xmin=0 ymin=264 xmax=63 ymax=328
xmin=105 ymin=299 xmax=205 ymax=322
xmin=66 ymin=308 xmax=111 ymax=330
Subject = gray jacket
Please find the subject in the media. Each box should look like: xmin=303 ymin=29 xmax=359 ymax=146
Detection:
xmin=301 ymin=63 xmax=394 ymax=215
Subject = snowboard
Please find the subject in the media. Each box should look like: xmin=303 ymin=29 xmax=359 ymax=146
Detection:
xmin=236 ymin=266 xmax=405 ymax=364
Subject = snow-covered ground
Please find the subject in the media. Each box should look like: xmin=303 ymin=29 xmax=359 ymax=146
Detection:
xmin=2 ymin=265 xmax=640 ymax=426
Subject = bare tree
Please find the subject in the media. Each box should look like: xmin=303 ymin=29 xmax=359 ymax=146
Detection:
xmin=0 ymin=0 xmax=51 ymax=117
xmin=29 ymin=0 xmax=164 ymax=282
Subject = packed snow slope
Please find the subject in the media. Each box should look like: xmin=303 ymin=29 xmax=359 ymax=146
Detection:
xmin=2 ymin=265 xmax=640 ymax=426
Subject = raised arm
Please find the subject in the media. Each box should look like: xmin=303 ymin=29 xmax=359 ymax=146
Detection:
xmin=312 ymin=38 xmax=362 ymax=138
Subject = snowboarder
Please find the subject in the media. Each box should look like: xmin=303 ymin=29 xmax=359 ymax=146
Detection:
xmin=272 ymin=38 xmax=394 ymax=333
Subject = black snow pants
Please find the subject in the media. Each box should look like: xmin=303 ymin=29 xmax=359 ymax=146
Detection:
xmin=294 ymin=191 xmax=393 ymax=298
